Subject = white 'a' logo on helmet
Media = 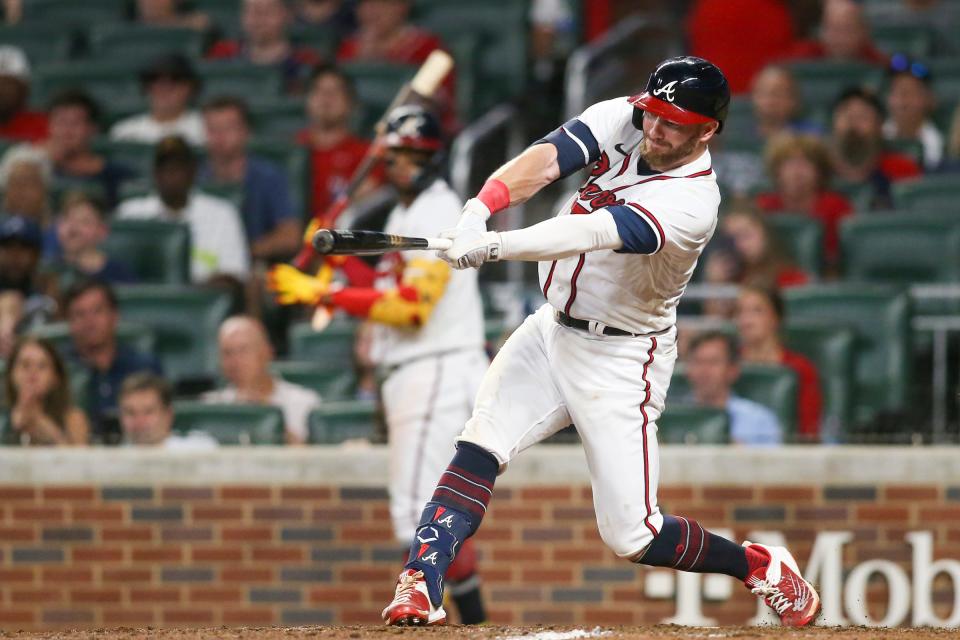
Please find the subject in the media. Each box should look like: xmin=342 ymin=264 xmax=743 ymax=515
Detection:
xmin=653 ymin=80 xmax=679 ymax=103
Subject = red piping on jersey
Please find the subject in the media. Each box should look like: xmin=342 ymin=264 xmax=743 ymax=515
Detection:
xmin=615 ymin=153 xmax=632 ymax=177
xmin=640 ymin=337 xmax=659 ymax=538
xmin=626 ymin=202 xmax=666 ymax=253
xmin=563 ymin=254 xmax=587 ymax=315
xmin=542 ymin=260 xmax=558 ymax=297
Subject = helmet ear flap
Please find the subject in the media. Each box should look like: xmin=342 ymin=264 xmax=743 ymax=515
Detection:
xmin=632 ymin=107 xmax=644 ymax=130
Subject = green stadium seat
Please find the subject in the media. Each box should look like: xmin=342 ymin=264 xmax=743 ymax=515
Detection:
xmin=928 ymin=59 xmax=960 ymax=109
xmin=115 ymin=285 xmax=233 ymax=383
xmin=783 ymin=321 xmax=856 ymax=440
xmin=784 ymin=284 xmax=911 ymax=425
xmin=250 ymin=98 xmax=306 ymax=140
xmin=192 ymin=0 xmax=241 ymax=35
xmin=307 ymin=399 xmax=378 ymax=444
xmin=657 ymin=405 xmax=729 ymax=445
xmin=22 ymin=0 xmax=127 ymax=28
xmin=288 ymin=319 xmax=357 ymax=371
xmin=289 ymin=23 xmax=341 ymax=59
xmin=840 ymin=214 xmax=960 ymax=284
xmin=88 ymin=24 xmax=206 ymax=63
xmin=247 ymin=138 xmax=309 ymax=219
xmin=28 ymin=321 xmax=156 ymax=356
xmin=196 ymin=61 xmax=284 ymax=105
xmin=340 ymin=62 xmax=418 ymax=135
xmin=0 ymin=25 xmax=74 ymax=65
xmin=270 ymin=361 xmax=356 ymax=401
xmin=173 ymin=402 xmax=285 ymax=445
xmin=91 ymin=139 xmax=154 ymax=176
xmin=416 ymin=1 xmax=527 ymax=117
xmin=766 ymin=214 xmax=824 ymax=276
xmin=873 ymin=24 xmax=936 ymax=58
xmin=31 ymin=61 xmax=143 ymax=113
xmin=786 ymin=60 xmax=884 ymax=110
xmin=735 ymin=364 xmax=798 ymax=436
xmin=892 ymin=175 xmax=960 ymax=211
xmin=103 ymin=220 xmax=191 ymax=285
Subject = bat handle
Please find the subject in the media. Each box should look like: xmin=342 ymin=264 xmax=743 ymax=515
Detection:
xmin=425 ymin=238 xmax=453 ymax=251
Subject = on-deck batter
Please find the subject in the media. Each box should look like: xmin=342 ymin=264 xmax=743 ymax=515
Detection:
xmin=269 ymin=105 xmax=488 ymax=624
xmin=382 ymin=57 xmax=822 ymax=628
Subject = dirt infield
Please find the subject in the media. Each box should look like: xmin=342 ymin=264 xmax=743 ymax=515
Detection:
xmin=2 ymin=626 xmax=958 ymax=640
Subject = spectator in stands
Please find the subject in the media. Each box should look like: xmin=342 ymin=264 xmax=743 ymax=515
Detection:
xmin=700 ymin=235 xmax=745 ymax=319
xmin=686 ymin=0 xmax=796 ymax=94
xmin=735 ymin=285 xmax=822 ymax=441
xmin=48 ymin=192 xmax=136 ymax=285
xmin=207 ymin=0 xmax=323 ymax=95
xmin=117 ymin=135 xmax=250 ymax=284
xmin=43 ymin=90 xmax=137 ymax=208
xmin=0 ymin=46 xmax=47 ymax=142
xmin=750 ymin=65 xmax=821 ymax=141
xmin=0 ymin=144 xmax=51 ymax=225
xmin=336 ymin=0 xmax=442 ymax=65
xmin=756 ymin=132 xmax=852 ymax=265
xmin=297 ymin=65 xmax=376 ymax=214
xmin=883 ymin=54 xmax=943 ymax=170
xmin=62 ymin=279 xmax=162 ymax=444
xmin=790 ymin=0 xmax=888 ymax=65
xmin=119 ymin=372 xmax=218 ymax=449
xmin=293 ymin=0 xmax=357 ymax=33
xmin=204 ymin=315 xmax=321 ymax=444
xmin=3 ymin=336 xmax=89 ymax=446
xmin=110 ymin=54 xmax=206 ymax=146
xmin=685 ymin=330 xmax=783 ymax=446
xmin=135 ymin=0 xmax=211 ymax=31
xmin=720 ymin=209 xmax=810 ymax=289
xmin=2 ymin=0 xmax=22 ymax=25
xmin=829 ymin=87 xmax=921 ymax=209
xmin=0 ymin=215 xmax=54 ymax=298
xmin=864 ymin=0 xmax=960 ymax=54
xmin=198 ymin=96 xmax=302 ymax=261
xmin=0 ymin=289 xmax=22 ymax=358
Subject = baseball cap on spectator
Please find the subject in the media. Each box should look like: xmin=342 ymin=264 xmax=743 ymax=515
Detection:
xmin=887 ymin=53 xmax=932 ymax=84
xmin=154 ymin=135 xmax=196 ymax=167
xmin=0 ymin=46 xmax=29 ymax=82
xmin=0 ymin=215 xmax=43 ymax=249
xmin=139 ymin=53 xmax=199 ymax=88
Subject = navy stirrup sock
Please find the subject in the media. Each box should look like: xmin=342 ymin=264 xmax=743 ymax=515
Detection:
xmin=635 ymin=515 xmax=749 ymax=580
xmin=405 ymin=442 xmax=498 ymax=606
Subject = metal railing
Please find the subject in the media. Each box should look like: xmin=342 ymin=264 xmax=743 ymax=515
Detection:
xmin=449 ymin=104 xmax=527 ymax=285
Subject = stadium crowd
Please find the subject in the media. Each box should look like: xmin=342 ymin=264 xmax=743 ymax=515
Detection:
xmin=0 ymin=0 xmax=958 ymax=447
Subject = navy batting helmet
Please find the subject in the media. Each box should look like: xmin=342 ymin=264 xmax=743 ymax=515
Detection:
xmin=629 ymin=56 xmax=730 ymax=132
xmin=383 ymin=105 xmax=443 ymax=152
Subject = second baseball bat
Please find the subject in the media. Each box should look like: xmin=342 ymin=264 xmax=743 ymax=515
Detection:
xmin=312 ymin=229 xmax=452 ymax=256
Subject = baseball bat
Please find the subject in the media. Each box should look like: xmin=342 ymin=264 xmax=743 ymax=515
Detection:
xmin=312 ymin=229 xmax=452 ymax=256
xmin=291 ymin=50 xmax=454 ymax=269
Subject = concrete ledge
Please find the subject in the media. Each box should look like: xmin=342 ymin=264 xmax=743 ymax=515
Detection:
xmin=1 ymin=445 xmax=957 ymax=486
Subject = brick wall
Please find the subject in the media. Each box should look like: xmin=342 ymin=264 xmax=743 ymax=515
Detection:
xmin=1 ymin=468 xmax=959 ymax=630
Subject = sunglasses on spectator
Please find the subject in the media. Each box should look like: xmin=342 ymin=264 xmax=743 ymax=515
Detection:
xmin=888 ymin=53 xmax=932 ymax=82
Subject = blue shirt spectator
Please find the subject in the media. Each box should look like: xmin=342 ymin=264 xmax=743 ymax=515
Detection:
xmin=62 ymin=279 xmax=163 ymax=445
xmin=198 ymin=96 xmax=302 ymax=261
xmin=728 ymin=395 xmax=782 ymax=446
xmin=685 ymin=329 xmax=784 ymax=447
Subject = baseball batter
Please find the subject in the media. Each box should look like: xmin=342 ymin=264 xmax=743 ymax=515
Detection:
xmin=270 ymin=106 xmax=489 ymax=624
xmin=382 ymin=57 xmax=821 ymax=627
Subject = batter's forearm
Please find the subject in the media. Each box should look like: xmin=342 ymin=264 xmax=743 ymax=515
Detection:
xmin=487 ymin=144 xmax=561 ymax=206
xmin=499 ymin=211 xmax=623 ymax=261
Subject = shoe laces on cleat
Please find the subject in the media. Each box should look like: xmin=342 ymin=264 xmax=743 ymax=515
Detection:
xmin=393 ymin=570 xmax=425 ymax=605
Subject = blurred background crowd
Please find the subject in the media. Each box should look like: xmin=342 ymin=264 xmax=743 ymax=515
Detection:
xmin=0 ymin=0 xmax=958 ymax=449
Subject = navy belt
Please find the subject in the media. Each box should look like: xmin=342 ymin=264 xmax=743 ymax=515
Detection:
xmin=554 ymin=310 xmax=635 ymax=337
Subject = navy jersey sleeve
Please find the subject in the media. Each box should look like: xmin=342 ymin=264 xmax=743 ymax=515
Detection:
xmin=534 ymin=118 xmax=601 ymax=178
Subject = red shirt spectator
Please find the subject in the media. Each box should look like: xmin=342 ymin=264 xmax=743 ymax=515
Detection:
xmin=297 ymin=129 xmax=372 ymax=214
xmin=0 ymin=46 xmax=48 ymax=143
xmin=207 ymin=0 xmax=323 ymax=94
xmin=687 ymin=0 xmax=795 ymax=94
xmin=736 ymin=285 xmax=823 ymax=440
xmin=789 ymin=0 xmax=888 ymax=65
xmin=780 ymin=348 xmax=822 ymax=439
xmin=336 ymin=0 xmax=442 ymax=65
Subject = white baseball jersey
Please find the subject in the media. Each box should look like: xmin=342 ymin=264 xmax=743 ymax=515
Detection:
xmin=371 ymin=179 xmax=485 ymax=367
xmin=537 ymin=96 xmax=721 ymax=335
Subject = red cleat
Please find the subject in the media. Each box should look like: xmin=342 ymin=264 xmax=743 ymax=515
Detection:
xmin=743 ymin=541 xmax=821 ymax=627
xmin=382 ymin=569 xmax=447 ymax=626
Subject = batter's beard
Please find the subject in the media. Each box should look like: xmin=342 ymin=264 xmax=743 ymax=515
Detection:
xmin=639 ymin=133 xmax=701 ymax=170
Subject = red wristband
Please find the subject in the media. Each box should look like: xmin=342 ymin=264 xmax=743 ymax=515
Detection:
xmin=476 ymin=179 xmax=510 ymax=214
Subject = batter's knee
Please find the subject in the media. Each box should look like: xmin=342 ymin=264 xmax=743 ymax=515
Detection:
xmin=596 ymin=509 xmax=663 ymax=560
